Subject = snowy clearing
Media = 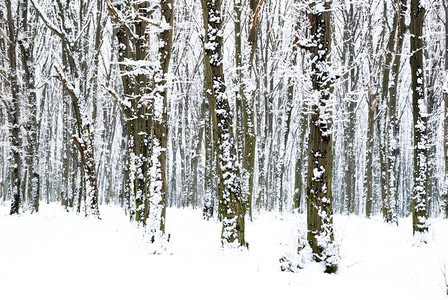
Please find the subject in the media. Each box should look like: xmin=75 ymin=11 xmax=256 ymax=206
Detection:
xmin=1 ymin=203 xmax=447 ymax=300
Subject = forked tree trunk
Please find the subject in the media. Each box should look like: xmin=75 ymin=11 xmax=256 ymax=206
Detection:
xmin=108 ymin=1 xmax=155 ymax=225
xmin=107 ymin=0 xmax=173 ymax=247
xmin=201 ymin=0 xmax=245 ymax=247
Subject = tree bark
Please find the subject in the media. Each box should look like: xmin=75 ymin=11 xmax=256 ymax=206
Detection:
xmin=6 ymin=0 xmax=22 ymax=215
xmin=443 ymin=0 xmax=448 ymax=218
xmin=365 ymin=87 xmax=376 ymax=218
xmin=380 ymin=0 xmax=398 ymax=224
xmin=146 ymin=0 xmax=174 ymax=241
xmin=107 ymin=0 xmax=173 ymax=246
xmin=18 ymin=0 xmax=40 ymax=213
xmin=233 ymin=0 xmax=260 ymax=220
xmin=341 ymin=3 xmax=357 ymax=215
xmin=305 ymin=1 xmax=338 ymax=273
xmin=410 ymin=0 xmax=428 ymax=236
xmin=201 ymin=0 xmax=245 ymax=247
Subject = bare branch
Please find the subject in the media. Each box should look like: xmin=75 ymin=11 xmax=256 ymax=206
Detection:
xmin=101 ymin=84 xmax=126 ymax=111
xmin=0 ymin=27 xmax=11 ymax=44
xmin=53 ymin=65 xmax=77 ymax=100
xmin=105 ymin=0 xmax=136 ymax=40
xmin=138 ymin=15 xmax=160 ymax=27
xmin=252 ymin=0 xmax=265 ymax=29
xmin=96 ymin=39 xmax=104 ymax=57
xmin=0 ymin=97 xmax=13 ymax=123
xmin=30 ymin=0 xmax=64 ymax=40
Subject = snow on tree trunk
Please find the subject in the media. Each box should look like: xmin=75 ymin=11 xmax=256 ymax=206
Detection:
xmin=379 ymin=1 xmax=400 ymax=224
xmin=201 ymin=0 xmax=246 ymax=248
xmin=107 ymin=0 xmax=172 ymax=250
xmin=203 ymin=108 xmax=216 ymax=220
xmin=365 ymin=86 xmax=376 ymax=218
xmin=364 ymin=0 xmax=378 ymax=219
xmin=410 ymin=0 xmax=429 ymax=239
xmin=443 ymin=0 xmax=448 ymax=218
xmin=383 ymin=0 xmax=406 ymax=225
xmin=18 ymin=0 xmax=40 ymax=213
xmin=233 ymin=0 xmax=259 ymax=220
xmin=305 ymin=0 xmax=339 ymax=273
xmin=6 ymin=0 xmax=22 ymax=215
xmin=145 ymin=0 xmax=173 ymax=249
xmin=107 ymin=0 xmax=153 ymax=224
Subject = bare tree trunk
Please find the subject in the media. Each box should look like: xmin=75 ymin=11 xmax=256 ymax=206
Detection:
xmin=233 ymin=0 xmax=260 ymax=220
xmin=443 ymin=0 xmax=448 ymax=218
xmin=201 ymin=0 xmax=245 ymax=247
xmin=305 ymin=0 xmax=338 ymax=273
xmin=108 ymin=1 xmax=153 ymax=224
xmin=18 ymin=0 xmax=40 ymax=213
xmin=107 ymin=0 xmax=173 ymax=247
xmin=365 ymin=87 xmax=376 ymax=218
xmin=379 ymin=0 xmax=398 ymax=224
xmin=384 ymin=0 xmax=406 ymax=223
xmin=340 ymin=3 xmax=358 ymax=215
xmin=410 ymin=0 xmax=428 ymax=237
xmin=293 ymin=105 xmax=308 ymax=212
xmin=146 ymin=0 xmax=174 ymax=241
xmin=203 ymin=104 xmax=215 ymax=219
xmin=191 ymin=100 xmax=208 ymax=208
xmin=6 ymin=0 xmax=22 ymax=215
xmin=365 ymin=0 xmax=379 ymax=218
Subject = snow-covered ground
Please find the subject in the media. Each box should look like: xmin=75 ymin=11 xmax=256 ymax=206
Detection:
xmin=1 ymin=203 xmax=447 ymax=300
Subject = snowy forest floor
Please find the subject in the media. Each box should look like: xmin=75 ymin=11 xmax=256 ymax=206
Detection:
xmin=1 ymin=203 xmax=448 ymax=300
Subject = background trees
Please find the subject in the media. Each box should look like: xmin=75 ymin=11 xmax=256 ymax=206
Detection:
xmin=0 ymin=0 xmax=447 ymax=261
xmin=31 ymin=0 xmax=102 ymax=217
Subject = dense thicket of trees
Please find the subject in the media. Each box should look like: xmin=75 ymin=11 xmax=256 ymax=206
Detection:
xmin=1 ymin=0 xmax=447 ymax=269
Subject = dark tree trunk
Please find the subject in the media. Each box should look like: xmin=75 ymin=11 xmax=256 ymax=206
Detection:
xmin=305 ymin=1 xmax=338 ymax=273
xmin=6 ymin=0 xmax=22 ymax=215
xmin=201 ymin=0 xmax=245 ymax=247
xmin=443 ymin=0 xmax=448 ymax=218
xmin=410 ymin=0 xmax=428 ymax=236
xmin=18 ymin=0 xmax=40 ymax=213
